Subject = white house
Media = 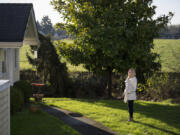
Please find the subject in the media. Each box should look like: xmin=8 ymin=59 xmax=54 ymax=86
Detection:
xmin=0 ymin=3 xmax=39 ymax=135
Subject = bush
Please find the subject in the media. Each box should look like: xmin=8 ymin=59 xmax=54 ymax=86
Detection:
xmin=137 ymin=72 xmax=180 ymax=101
xmin=69 ymin=74 xmax=107 ymax=98
xmin=14 ymin=80 xmax=33 ymax=103
xmin=10 ymin=87 xmax=24 ymax=114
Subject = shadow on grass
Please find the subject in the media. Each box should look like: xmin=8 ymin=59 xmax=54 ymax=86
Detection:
xmin=71 ymin=98 xmax=180 ymax=131
xmin=69 ymin=112 xmax=83 ymax=117
xmin=133 ymin=120 xmax=179 ymax=135
xmin=42 ymin=106 xmax=118 ymax=135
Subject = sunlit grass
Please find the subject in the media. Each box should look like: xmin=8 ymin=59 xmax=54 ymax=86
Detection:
xmin=153 ymin=39 xmax=180 ymax=72
xmin=44 ymin=98 xmax=180 ymax=135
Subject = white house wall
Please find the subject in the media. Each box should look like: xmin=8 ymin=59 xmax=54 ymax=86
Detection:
xmin=0 ymin=48 xmax=20 ymax=85
xmin=0 ymin=80 xmax=10 ymax=135
xmin=13 ymin=49 xmax=20 ymax=83
xmin=0 ymin=50 xmax=2 ymax=75
xmin=8 ymin=48 xmax=20 ymax=85
xmin=0 ymin=49 xmax=9 ymax=80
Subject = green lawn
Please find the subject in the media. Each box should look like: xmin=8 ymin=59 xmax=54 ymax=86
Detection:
xmin=20 ymin=39 xmax=180 ymax=72
xmin=153 ymin=39 xmax=180 ymax=72
xmin=11 ymin=108 xmax=80 ymax=135
xmin=44 ymin=98 xmax=180 ymax=135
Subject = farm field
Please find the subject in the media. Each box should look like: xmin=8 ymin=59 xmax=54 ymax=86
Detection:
xmin=153 ymin=39 xmax=180 ymax=72
xmin=19 ymin=39 xmax=180 ymax=72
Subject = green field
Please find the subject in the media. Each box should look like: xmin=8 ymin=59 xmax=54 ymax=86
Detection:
xmin=44 ymin=98 xmax=180 ymax=135
xmin=153 ymin=39 xmax=180 ymax=72
xmin=20 ymin=40 xmax=87 ymax=72
xmin=19 ymin=45 xmax=35 ymax=70
xmin=20 ymin=39 xmax=180 ymax=72
xmin=11 ymin=108 xmax=80 ymax=135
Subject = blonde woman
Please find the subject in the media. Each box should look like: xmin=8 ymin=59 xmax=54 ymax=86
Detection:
xmin=123 ymin=68 xmax=137 ymax=122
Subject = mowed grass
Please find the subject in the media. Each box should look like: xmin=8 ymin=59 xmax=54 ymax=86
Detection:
xmin=44 ymin=98 xmax=180 ymax=135
xmin=153 ymin=39 xmax=180 ymax=72
xmin=11 ymin=108 xmax=80 ymax=135
xmin=20 ymin=39 xmax=180 ymax=72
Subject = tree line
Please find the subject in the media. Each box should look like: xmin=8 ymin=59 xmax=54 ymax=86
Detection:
xmin=159 ymin=24 xmax=180 ymax=39
xmin=36 ymin=16 xmax=69 ymax=40
xmin=37 ymin=15 xmax=180 ymax=40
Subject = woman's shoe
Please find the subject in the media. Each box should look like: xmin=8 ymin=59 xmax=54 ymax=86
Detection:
xmin=128 ymin=118 xmax=134 ymax=122
xmin=131 ymin=118 xmax=134 ymax=122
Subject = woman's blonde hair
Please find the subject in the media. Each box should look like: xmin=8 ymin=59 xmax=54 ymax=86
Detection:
xmin=128 ymin=68 xmax=136 ymax=76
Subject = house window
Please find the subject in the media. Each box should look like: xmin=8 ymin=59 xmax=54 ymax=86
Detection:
xmin=1 ymin=49 xmax=7 ymax=73
xmin=14 ymin=49 xmax=18 ymax=68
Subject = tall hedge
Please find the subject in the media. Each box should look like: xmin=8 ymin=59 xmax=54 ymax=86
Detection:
xmin=27 ymin=34 xmax=70 ymax=97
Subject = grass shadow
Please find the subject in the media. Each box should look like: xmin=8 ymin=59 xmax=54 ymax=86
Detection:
xmin=71 ymin=98 xmax=180 ymax=130
xmin=133 ymin=120 xmax=179 ymax=135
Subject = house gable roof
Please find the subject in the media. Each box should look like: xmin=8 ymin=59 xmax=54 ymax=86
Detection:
xmin=0 ymin=3 xmax=34 ymax=42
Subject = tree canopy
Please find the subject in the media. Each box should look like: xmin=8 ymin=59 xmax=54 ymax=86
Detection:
xmin=52 ymin=0 xmax=173 ymax=97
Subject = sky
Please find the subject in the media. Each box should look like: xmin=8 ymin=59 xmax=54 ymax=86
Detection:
xmin=0 ymin=0 xmax=180 ymax=25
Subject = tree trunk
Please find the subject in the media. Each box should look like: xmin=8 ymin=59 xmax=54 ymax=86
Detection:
xmin=107 ymin=67 xmax=113 ymax=98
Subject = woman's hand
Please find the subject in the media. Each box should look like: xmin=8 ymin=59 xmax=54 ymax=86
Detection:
xmin=123 ymin=89 xmax=127 ymax=96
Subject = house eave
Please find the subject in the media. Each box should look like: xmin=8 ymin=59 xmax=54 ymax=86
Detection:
xmin=23 ymin=7 xmax=40 ymax=46
xmin=0 ymin=4 xmax=40 ymax=48
xmin=0 ymin=42 xmax=23 ymax=48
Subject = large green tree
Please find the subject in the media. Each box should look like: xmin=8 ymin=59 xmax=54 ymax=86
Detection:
xmin=52 ymin=0 xmax=173 ymax=97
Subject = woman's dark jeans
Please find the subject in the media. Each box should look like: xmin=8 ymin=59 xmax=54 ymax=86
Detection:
xmin=128 ymin=100 xmax=134 ymax=118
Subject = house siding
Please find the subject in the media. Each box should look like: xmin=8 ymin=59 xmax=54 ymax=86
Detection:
xmin=0 ymin=81 xmax=10 ymax=135
xmin=0 ymin=49 xmax=1 ymax=74
xmin=0 ymin=48 xmax=20 ymax=85
xmin=0 ymin=49 xmax=9 ymax=80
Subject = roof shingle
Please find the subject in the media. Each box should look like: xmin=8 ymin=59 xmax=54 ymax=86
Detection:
xmin=0 ymin=3 xmax=32 ymax=42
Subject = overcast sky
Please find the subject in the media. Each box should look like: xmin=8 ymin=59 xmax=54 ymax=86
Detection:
xmin=1 ymin=0 xmax=180 ymax=25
